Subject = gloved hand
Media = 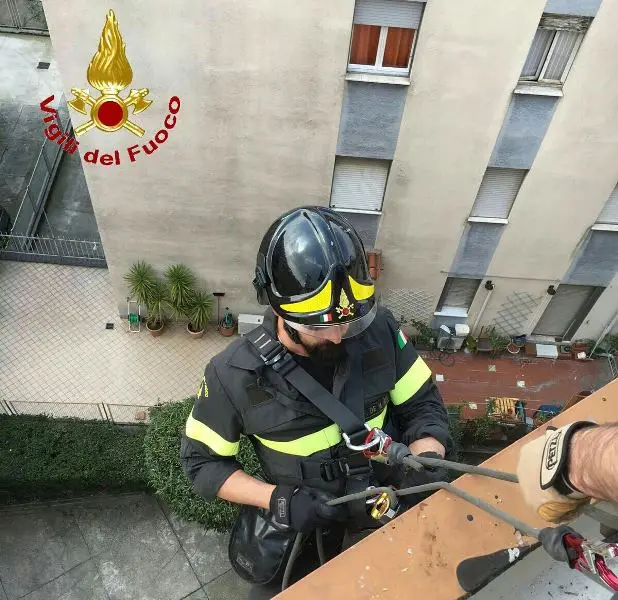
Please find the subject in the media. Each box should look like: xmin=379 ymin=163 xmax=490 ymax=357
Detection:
xmin=538 ymin=525 xmax=579 ymax=563
xmin=517 ymin=422 xmax=596 ymax=523
xmin=270 ymin=485 xmax=346 ymax=533
xmin=399 ymin=451 xmax=449 ymax=506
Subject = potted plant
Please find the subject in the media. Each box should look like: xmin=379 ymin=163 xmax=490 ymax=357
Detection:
xmin=165 ymin=264 xmax=196 ymax=321
xmin=124 ymin=260 xmax=157 ymax=310
xmin=218 ymin=306 xmax=235 ymax=337
xmin=146 ymin=280 xmax=168 ymax=337
xmin=409 ymin=320 xmax=435 ymax=351
xmin=186 ymin=290 xmax=214 ymax=339
xmin=489 ymin=330 xmax=509 ymax=356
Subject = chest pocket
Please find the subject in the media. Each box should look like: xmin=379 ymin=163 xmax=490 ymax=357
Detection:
xmin=362 ymin=348 xmax=395 ymax=420
xmin=242 ymin=384 xmax=327 ymax=437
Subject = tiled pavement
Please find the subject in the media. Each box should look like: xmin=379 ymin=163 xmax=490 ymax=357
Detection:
xmin=424 ymin=351 xmax=612 ymax=421
xmin=1 ymin=260 xmax=612 ymax=421
xmin=0 ymin=494 xmax=251 ymax=600
xmin=0 ymin=261 xmax=233 ymax=420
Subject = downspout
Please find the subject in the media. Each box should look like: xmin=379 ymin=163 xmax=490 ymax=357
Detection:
xmin=472 ymin=280 xmax=494 ymax=334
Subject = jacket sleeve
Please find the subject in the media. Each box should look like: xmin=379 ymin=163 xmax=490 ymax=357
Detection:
xmin=385 ymin=311 xmax=453 ymax=453
xmin=180 ymin=361 xmax=244 ymax=499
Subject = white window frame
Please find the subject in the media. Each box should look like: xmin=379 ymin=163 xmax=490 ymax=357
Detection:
xmin=348 ymin=24 xmax=418 ymax=77
xmin=519 ymin=27 xmax=584 ymax=85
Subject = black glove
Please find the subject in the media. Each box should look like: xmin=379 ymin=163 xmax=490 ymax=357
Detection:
xmin=399 ymin=452 xmax=449 ymax=506
xmin=270 ymin=485 xmax=347 ymax=533
xmin=402 ymin=451 xmax=449 ymax=487
xmin=538 ymin=525 xmax=580 ymax=563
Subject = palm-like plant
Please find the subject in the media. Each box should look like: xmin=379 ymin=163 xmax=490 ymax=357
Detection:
xmin=186 ymin=290 xmax=214 ymax=333
xmin=165 ymin=264 xmax=196 ymax=320
xmin=124 ymin=261 xmax=157 ymax=307
xmin=146 ymin=280 xmax=169 ymax=329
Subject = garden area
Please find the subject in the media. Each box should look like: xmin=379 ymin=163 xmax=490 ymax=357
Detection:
xmin=0 ymin=394 xmax=544 ymax=531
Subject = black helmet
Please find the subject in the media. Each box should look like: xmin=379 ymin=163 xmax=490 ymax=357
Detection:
xmin=253 ymin=206 xmax=376 ymax=338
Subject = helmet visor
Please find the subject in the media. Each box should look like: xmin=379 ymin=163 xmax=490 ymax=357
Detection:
xmin=284 ymin=303 xmax=377 ymax=340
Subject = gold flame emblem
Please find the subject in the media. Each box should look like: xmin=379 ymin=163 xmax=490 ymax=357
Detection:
xmin=335 ymin=289 xmax=355 ymax=319
xmin=68 ymin=10 xmax=152 ymax=136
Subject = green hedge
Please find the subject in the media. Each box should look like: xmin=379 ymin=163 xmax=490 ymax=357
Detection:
xmin=143 ymin=397 xmax=262 ymax=532
xmin=0 ymin=415 xmax=148 ymax=504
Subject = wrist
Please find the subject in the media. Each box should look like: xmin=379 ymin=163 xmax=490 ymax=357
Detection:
xmin=409 ymin=437 xmax=445 ymax=458
xmin=567 ymin=427 xmax=591 ymax=495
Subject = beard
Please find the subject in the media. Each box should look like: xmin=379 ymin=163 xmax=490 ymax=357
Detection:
xmin=300 ymin=338 xmax=347 ymax=366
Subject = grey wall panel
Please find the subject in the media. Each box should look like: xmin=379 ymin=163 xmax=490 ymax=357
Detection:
xmin=544 ymin=0 xmax=602 ymax=17
xmin=450 ymin=223 xmax=505 ymax=277
xmin=489 ymin=95 xmax=559 ymax=169
xmin=337 ymin=211 xmax=381 ymax=249
xmin=337 ymin=81 xmax=408 ymax=160
xmin=353 ymin=0 xmax=425 ymax=28
xmin=564 ymin=231 xmax=618 ymax=286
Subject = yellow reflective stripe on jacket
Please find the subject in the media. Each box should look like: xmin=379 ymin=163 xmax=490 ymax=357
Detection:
xmin=390 ymin=357 xmax=432 ymax=406
xmin=255 ymin=423 xmax=341 ymax=456
xmin=254 ymin=404 xmax=388 ymax=456
xmin=185 ymin=412 xmax=239 ymax=457
xmin=366 ymin=404 xmax=387 ymax=429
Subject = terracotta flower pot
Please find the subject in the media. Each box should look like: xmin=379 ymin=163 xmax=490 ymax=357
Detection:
xmin=187 ymin=323 xmax=205 ymax=339
xmin=218 ymin=324 xmax=235 ymax=337
xmin=146 ymin=320 xmax=165 ymax=337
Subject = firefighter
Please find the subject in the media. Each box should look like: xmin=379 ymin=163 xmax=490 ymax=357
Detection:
xmin=180 ymin=206 xmax=452 ymax=598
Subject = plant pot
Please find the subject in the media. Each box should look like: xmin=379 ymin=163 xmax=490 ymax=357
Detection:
xmin=187 ymin=323 xmax=205 ymax=339
xmin=218 ymin=324 xmax=235 ymax=337
xmin=147 ymin=320 xmax=165 ymax=337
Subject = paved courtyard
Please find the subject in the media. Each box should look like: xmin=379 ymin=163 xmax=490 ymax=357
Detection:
xmin=0 ymin=261 xmax=233 ymax=421
xmin=0 ymin=493 xmax=250 ymax=600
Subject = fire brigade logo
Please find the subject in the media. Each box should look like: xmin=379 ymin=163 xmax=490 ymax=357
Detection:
xmin=68 ymin=9 xmax=152 ymax=136
xmin=336 ymin=289 xmax=355 ymax=319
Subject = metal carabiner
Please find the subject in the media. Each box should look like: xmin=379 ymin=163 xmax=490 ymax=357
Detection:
xmin=564 ymin=533 xmax=618 ymax=591
xmin=342 ymin=424 xmax=380 ymax=452
xmin=581 ymin=540 xmax=618 ymax=590
xmin=362 ymin=428 xmax=393 ymax=459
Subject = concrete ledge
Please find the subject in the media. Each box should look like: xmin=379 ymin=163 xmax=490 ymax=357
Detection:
xmin=282 ymin=379 xmax=618 ymax=599
xmin=345 ymin=72 xmax=411 ymax=86
xmin=514 ymin=83 xmax=564 ymax=97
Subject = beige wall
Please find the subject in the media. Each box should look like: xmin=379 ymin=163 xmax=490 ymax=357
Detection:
xmin=377 ymin=0 xmax=546 ymax=303
xmin=488 ymin=0 xmax=618 ymax=280
xmin=42 ymin=0 xmax=354 ymax=313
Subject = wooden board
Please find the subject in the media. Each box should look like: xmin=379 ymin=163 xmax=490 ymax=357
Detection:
xmin=280 ymin=378 xmax=618 ymax=599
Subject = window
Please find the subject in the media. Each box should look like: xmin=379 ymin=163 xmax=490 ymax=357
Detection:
xmin=330 ymin=157 xmax=389 ymax=248
xmin=470 ymin=168 xmax=527 ymax=220
xmin=348 ymin=0 xmax=425 ymax=76
xmin=519 ymin=15 xmax=590 ymax=85
xmin=597 ymin=185 xmax=618 ymax=225
xmin=330 ymin=157 xmax=390 ymax=211
xmin=436 ymin=278 xmax=481 ymax=314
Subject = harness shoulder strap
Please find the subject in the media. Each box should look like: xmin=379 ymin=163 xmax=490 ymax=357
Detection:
xmin=245 ymin=326 xmax=367 ymax=438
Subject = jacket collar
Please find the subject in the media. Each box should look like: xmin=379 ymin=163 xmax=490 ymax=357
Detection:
xmin=226 ymin=308 xmax=380 ymax=372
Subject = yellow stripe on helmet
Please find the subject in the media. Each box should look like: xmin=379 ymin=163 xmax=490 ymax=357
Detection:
xmin=280 ymin=280 xmax=332 ymax=314
xmin=348 ymin=276 xmax=374 ymax=301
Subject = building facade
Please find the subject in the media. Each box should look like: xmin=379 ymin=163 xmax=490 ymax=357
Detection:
xmin=39 ymin=0 xmax=618 ymax=342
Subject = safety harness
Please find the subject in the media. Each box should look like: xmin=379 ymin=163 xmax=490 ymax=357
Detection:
xmin=245 ymin=326 xmax=385 ymax=523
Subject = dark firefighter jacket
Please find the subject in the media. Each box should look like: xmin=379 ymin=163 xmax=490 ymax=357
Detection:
xmin=180 ymin=307 xmax=452 ymax=499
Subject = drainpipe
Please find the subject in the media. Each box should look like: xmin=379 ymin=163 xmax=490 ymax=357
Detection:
xmin=590 ymin=309 xmax=618 ymax=356
xmin=472 ymin=280 xmax=494 ymax=334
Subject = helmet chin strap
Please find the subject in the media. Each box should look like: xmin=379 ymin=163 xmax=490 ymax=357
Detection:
xmin=283 ymin=320 xmax=302 ymax=345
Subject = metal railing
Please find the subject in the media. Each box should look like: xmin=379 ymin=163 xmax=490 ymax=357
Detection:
xmin=0 ymin=234 xmax=107 ymax=267
xmin=10 ymin=100 xmax=71 ymax=237
xmin=1 ymin=399 xmax=151 ymax=424
xmin=0 ymin=0 xmax=49 ymax=34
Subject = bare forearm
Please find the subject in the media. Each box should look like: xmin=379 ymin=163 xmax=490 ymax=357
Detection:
xmin=568 ymin=424 xmax=618 ymax=502
xmin=217 ymin=470 xmax=276 ymax=510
